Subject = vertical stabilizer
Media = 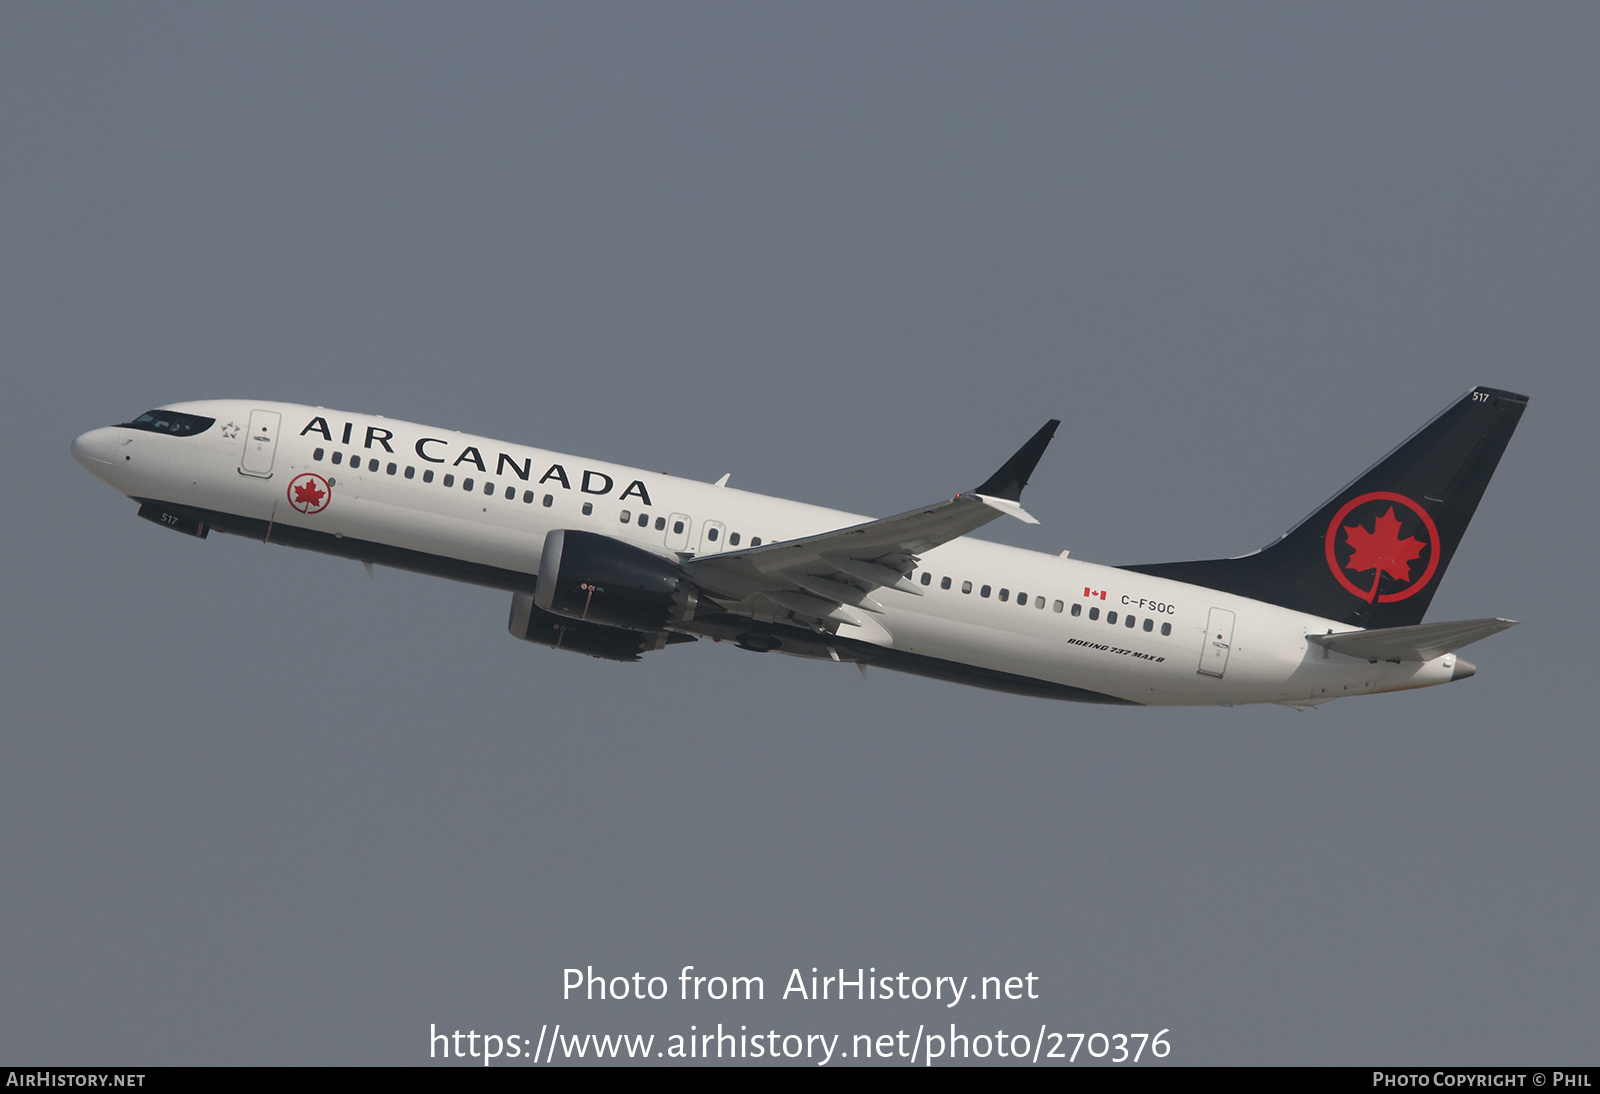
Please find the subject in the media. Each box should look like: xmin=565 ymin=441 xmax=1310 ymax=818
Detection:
xmin=1121 ymin=387 xmax=1528 ymax=629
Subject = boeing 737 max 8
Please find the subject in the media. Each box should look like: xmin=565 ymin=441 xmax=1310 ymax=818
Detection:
xmin=71 ymin=387 xmax=1526 ymax=707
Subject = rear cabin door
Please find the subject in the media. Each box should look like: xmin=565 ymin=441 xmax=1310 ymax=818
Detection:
xmin=1197 ymin=607 xmax=1236 ymax=678
xmin=239 ymin=410 xmax=281 ymax=478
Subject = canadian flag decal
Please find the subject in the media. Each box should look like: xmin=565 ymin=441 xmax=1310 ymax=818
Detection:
xmin=1083 ymin=587 xmax=1108 ymax=600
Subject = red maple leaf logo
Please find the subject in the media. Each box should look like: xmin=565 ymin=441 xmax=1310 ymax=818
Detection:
xmin=293 ymin=478 xmax=326 ymax=508
xmin=1342 ymin=506 xmax=1427 ymax=602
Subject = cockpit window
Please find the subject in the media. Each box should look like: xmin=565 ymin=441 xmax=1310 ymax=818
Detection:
xmin=120 ymin=410 xmax=216 ymax=436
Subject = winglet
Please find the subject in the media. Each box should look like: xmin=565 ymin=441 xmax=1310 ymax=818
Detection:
xmin=973 ymin=420 xmax=1059 ymax=502
xmin=973 ymin=493 xmax=1040 ymax=524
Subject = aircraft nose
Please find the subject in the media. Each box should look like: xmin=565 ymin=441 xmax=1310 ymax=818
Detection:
xmin=71 ymin=426 xmax=119 ymax=482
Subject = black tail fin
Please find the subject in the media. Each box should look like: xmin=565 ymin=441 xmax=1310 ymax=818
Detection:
xmin=1121 ymin=386 xmax=1528 ymax=629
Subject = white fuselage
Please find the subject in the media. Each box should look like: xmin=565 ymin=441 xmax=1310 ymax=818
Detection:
xmin=72 ymin=400 xmax=1464 ymax=707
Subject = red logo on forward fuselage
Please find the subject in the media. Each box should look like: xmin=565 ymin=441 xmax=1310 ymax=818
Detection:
xmin=287 ymin=473 xmax=331 ymax=515
xmin=1324 ymin=491 xmax=1438 ymax=603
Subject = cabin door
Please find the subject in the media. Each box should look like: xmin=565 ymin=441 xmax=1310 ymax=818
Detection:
xmin=239 ymin=410 xmax=281 ymax=478
xmin=1197 ymin=607 xmax=1236 ymax=678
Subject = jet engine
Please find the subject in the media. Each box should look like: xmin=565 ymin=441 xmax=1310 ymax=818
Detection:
xmin=508 ymin=592 xmax=694 ymax=662
xmin=533 ymin=529 xmax=705 ymax=632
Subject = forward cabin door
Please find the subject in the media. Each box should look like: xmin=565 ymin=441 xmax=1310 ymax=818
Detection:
xmin=1197 ymin=607 xmax=1236 ymax=678
xmin=239 ymin=410 xmax=281 ymax=478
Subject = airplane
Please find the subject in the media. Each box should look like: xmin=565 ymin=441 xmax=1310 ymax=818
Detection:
xmin=71 ymin=386 xmax=1526 ymax=708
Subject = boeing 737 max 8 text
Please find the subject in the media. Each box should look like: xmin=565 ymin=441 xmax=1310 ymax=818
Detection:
xmin=71 ymin=387 xmax=1526 ymax=707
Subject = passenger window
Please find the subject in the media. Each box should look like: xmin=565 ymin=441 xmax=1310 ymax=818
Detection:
xmin=1125 ymin=614 xmax=1136 ymax=628
xmin=387 ymin=463 xmax=397 ymax=475
xmin=620 ymin=510 xmax=632 ymax=523
xmin=980 ymin=585 xmax=991 ymax=598
xmin=1161 ymin=622 xmax=1172 ymax=636
xmin=999 ymin=589 xmax=1010 ymax=602
xmin=484 ymin=481 xmax=494 ymax=495
xmin=1036 ymin=597 xmax=1045 ymax=609
xmin=1143 ymin=618 xmax=1153 ymax=632
xmin=523 ymin=490 xmax=534 ymax=503
xmin=921 ymin=572 xmax=932 ymax=586
xmin=1089 ymin=607 xmax=1099 ymax=621
xmin=543 ymin=495 xmax=554 ymax=507
xmin=423 ymin=469 xmax=434 ymax=483
xmin=582 ymin=502 xmax=593 ymax=516
xmin=1017 ymin=592 xmax=1028 ymax=607
xmin=655 ymin=517 xmax=666 ymax=530
xmin=1107 ymin=611 xmax=1118 ymax=625
xmin=708 ymin=527 xmax=719 ymax=542
xmin=443 ymin=474 xmax=454 ymax=487
xmin=673 ymin=520 xmax=684 ymax=534
xmin=1071 ymin=602 xmax=1081 ymax=616
xmin=751 ymin=537 xmax=762 ymax=546
xmin=405 ymin=467 xmax=415 ymax=480
xmin=332 ymin=452 xmax=343 ymax=465
xmin=940 ymin=577 xmax=952 ymax=590
xmin=463 ymin=478 xmax=475 ymax=491
xmin=369 ymin=458 xmax=380 ymax=472
xmin=313 ymin=448 xmax=325 ymax=461
xmin=962 ymin=580 xmax=972 ymax=594
xmin=729 ymin=532 xmax=741 ymax=546
xmin=638 ymin=513 xmax=649 ymax=527
xmin=504 ymin=486 xmax=514 ymax=500
xmin=1053 ymin=600 xmax=1063 ymax=613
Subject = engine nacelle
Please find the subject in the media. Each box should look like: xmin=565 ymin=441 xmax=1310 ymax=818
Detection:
xmin=509 ymin=593 xmax=693 ymax=662
xmin=534 ymin=529 xmax=701 ymax=632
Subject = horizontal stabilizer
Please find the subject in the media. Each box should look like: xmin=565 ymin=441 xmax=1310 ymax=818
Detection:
xmin=1307 ymin=617 xmax=1517 ymax=662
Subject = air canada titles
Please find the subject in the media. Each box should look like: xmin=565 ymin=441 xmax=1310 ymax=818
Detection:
xmin=300 ymin=416 xmax=654 ymax=506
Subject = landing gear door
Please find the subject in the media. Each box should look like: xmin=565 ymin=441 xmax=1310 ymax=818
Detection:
xmin=1197 ymin=607 xmax=1235 ymax=678
xmin=239 ymin=410 xmax=281 ymax=478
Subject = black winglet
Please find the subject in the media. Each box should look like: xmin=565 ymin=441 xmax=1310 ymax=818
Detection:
xmin=974 ymin=420 xmax=1060 ymax=502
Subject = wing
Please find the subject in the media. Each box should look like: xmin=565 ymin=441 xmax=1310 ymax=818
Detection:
xmin=684 ymin=420 xmax=1059 ymax=628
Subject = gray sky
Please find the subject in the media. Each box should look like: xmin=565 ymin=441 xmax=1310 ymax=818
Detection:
xmin=3 ymin=3 xmax=1595 ymax=1065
